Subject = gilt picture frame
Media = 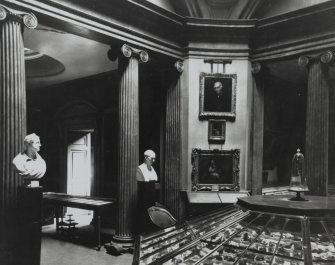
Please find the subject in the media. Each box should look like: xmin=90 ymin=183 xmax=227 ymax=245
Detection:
xmin=191 ymin=148 xmax=240 ymax=191
xmin=199 ymin=72 xmax=237 ymax=120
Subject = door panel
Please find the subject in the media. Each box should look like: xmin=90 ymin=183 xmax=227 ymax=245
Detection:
xmin=66 ymin=131 xmax=92 ymax=217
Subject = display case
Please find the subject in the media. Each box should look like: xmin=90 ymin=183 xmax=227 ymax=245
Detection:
xmin=133 ymin=195 xmax=335 ymax=265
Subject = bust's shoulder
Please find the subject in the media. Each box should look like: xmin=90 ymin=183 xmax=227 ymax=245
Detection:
xmin=13 ymin=152 xmax=27 ymax=161
xmin=136 ymin=165 xmax=145 ymax=181
xmin=138 ymin=163 xmax=146 ymax=170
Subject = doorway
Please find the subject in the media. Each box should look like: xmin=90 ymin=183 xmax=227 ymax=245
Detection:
xmin=67 ymin=130 xmax=92 ymax=196
xmin=66 ymin=130 xmax=93 ymax=218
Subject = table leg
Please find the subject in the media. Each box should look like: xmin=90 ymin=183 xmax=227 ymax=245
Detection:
xmin=94 ymin=210 xmax=101 ymax=251
xmin=55 ymin=206 xmax=60 ymax=233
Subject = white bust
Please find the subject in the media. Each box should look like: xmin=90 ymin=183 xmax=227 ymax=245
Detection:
xmin=12 ymin=133 xmax=46 ymax=181
xmin=136 ymin=149 xmax=158 ymax=182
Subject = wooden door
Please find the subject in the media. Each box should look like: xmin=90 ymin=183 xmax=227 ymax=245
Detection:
xmin=67 ymin=131 xmax=91 ymax=196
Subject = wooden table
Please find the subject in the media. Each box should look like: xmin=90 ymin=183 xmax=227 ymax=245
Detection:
xmin=238 ymin=194 xmax=335 ymax=217
xmin=43 ymin=192 xmax=115 ymax=250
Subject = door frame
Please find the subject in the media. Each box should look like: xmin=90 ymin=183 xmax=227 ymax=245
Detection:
xmin=55 ymin=100 xmax=103 ymax=196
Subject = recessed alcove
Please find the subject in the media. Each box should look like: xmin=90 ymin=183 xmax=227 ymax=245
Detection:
xmin=263 ymin=58 xmax=335 ymax=190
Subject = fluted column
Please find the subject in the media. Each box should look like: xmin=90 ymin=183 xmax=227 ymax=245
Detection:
xmin=298 ymin=50 xmax=333 ymax=196
xmin=163 ymin=61 xmax=183 ymax=220
xmin=0 ymin=5 xmax=37 ymax=216
xmin=113 ymin=44 xmax=149 ymax=244
xmin=250 ymin=62 xmax=265 ymax=195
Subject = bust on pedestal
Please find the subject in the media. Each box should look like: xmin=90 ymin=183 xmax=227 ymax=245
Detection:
xmin=136 ymin=149 xmax=158 ymax=234
xmin=12 ymin=133 xmax=46 ymax=187
xmin=12 ymin=133 xmax=46 ymax=265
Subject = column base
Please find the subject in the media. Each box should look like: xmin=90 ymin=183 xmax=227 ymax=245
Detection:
xmin=104 ymin=235 xmax=134 ymax=255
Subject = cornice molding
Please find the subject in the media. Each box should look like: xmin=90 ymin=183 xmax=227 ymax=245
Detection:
xmin=251 ymin=32 xmax=335 ymax=62
xmin=2 ymin=0 xmax=335 ymax=63
xmin=125 ymin=0 xmax=184 ymax=24
xmin=184 ymin=47 xmax=251 ymax=60
xmin=185 ymin=17 xmax=257 ymax=28
xmin=257 ymin=1 xmax=335 ymax=29
xmin=252 ymin=3 xmax=335 ymax=62
xmin=2 ymin=0 xmax=184 ymax=59
xmin=185 ymin=17 xmax=256 ymax=44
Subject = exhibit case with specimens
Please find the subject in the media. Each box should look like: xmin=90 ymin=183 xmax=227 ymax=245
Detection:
xmin=133 ymin=195 xmax=335 ymax=265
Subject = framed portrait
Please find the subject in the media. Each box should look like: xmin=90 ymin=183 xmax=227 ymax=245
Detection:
xmin=199 ymin=72 xmax=237 ymax=120
xmin=191 ymin=148 xmax=240 ymax=191
xmin=208 ymin=119 xmax=226 ymax=143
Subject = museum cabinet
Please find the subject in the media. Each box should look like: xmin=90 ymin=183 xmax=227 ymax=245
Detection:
xmin=133 ymin=195 xmax=335 ymax=265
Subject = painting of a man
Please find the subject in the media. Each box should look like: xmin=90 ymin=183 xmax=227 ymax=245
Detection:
xmin=204 ymin=78 xmax=232 ymax=113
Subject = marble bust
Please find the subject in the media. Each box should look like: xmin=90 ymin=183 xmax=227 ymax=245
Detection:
xmin=12 ymin=133 xmax=46 ymax=186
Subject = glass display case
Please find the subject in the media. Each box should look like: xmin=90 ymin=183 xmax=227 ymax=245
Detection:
xmin=133 ymin=195 xmax=335 ymax=265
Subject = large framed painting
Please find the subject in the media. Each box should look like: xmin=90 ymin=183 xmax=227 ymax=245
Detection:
xmin=191 ymin=148 xmax=240 ymax=191
xmin=199 ymin=72 xmax=237 ymax=120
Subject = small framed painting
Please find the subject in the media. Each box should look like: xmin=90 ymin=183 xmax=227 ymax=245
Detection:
xmin=208 ymin=119 xmax=226 ymax=143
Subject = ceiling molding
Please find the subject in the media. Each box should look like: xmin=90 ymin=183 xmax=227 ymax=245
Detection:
xmin=125 ymin=0 xmax=184 ymax=23
xmin=238 ymin=0 xmax=265 ymax=19
xmin=185 ymin=18 xmax=256 ymax=42
xmin=3 ymin=0 xmax=335 ymax=65
xmin=251 ymin=33 xmax=335 ymax=62
xmin=184 ymin=0 xmax=202 ymax=17
xmin=184 ymin=48 xmax=251 ymax=60
xmin=183 ymin=0 xmax=265 ymax=19
xmin=257 ymin=0 xmax=335 ymax=28
xmin=252 ymin=2 xmax=335 ymax=62
xmin=2 ymin=0 xmax=184 ymax=59
xmin=185 ymin=17 xmax=257 ymax=27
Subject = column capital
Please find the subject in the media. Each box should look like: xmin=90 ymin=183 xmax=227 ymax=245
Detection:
xmin=108 ymin=44 xmax=149 ymax=63
xmin=251 ymin=62 xmax=262 ymax=75
xmin=298 ymin=50 xmax=334 ymax=67
xmin=174 ymin=60 xmax=184 ymax=73
xmin=121 ymin=44 xmax=149 ymax=63
xmin=0 ymin=4 xmax=37 ymax=29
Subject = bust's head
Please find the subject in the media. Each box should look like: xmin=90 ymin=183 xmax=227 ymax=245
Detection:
xmin=213 ymin=81 xmax=223 ymax=95
xmin=24 ymin=133 xmax=41 ymax=154
xmin=144 ymin=149 xmax=156 ymax=166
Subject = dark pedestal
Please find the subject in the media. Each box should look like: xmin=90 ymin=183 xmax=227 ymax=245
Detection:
xmin=135 ymin=182 xmax=156 ymax=235
xmin=17 ymin=186 xmax=43 ymax=265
